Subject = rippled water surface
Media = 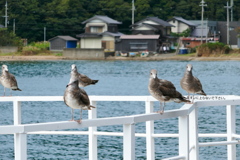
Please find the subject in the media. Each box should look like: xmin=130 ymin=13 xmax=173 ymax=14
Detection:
xmin=0 ymin=60 xmax=240 ymax=159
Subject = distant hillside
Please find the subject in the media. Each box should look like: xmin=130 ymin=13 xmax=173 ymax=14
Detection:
xmin=0 ymin=0 xmax=239 ymax=42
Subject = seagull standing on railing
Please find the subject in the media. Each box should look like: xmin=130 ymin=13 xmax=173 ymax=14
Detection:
xmin=180 ymin=64 xmax=206 ymax=102
xmin=64 ymin=80 xmax=95 ymax=123
xmin=0 ymin=64 xmax=22 ymax=96
xmin=148 ymin=69 xmax=190 ymax=114
xmin=70 ymin=64 xmax=98 ymax=87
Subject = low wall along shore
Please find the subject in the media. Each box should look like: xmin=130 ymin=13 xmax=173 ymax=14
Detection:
xmin=0 ymin=46 xmax=18 ymax=53
xmin=63 ymin=48 xmax=106 ymax=60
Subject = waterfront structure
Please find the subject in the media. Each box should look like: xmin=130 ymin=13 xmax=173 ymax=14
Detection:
xmin=115 ymin=35 xmax=160 ymax=53
xmin=1 ymin=95 xmax=240 ymax=160
xmin=49 ymin=36 xmax=78 ymax=51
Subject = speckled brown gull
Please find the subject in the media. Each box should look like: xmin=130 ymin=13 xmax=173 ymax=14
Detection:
xmin=148 ymin=69 xmax=190 ymax=114
xmin=0 ymin=64 xmax=22 ymax=96
xmin=180 ymin=64 xmax=206 ymax=102
xmin=63 ymin=80 xmax=95 ymax=123
xmin=69 ymin=64 xmax=98 ymax=87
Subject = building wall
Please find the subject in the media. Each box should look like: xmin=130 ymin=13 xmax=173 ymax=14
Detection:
xmin=217 ymin=21 xmax=239 ymax=45
xmin=0 ymin=46 xmax=18 ymax=53
xmin=115 ymin=39 xmax=158 ymax=52
xmin=63 ymin=48 xmax=105 ymax=59
xmin=102 ymin=36 xmax=115 ymax=51
xmin=50 ymin=38 xmax=66 ymax=50
xmin=80 ymin=38 xmax=102 ymax=48
xmin=169 ymin=20 xmax=189 ymax=33
xmin=85 ymin=19 xmax=108 ymax=32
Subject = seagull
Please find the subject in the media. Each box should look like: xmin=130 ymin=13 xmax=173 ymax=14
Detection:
xmin=180 ymin=64 xmax=206 ymax=102
xmin=148 ymin=69 xmax=190 ymax=114
xmin=70 ymin=64 xmax=98 ymax=87
xmin=0 ymin=64 xmax=22 ymax=96
xmin=63 ymin=80 xmax=95 ymax=123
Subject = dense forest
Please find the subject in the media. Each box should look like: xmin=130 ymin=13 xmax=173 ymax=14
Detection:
xmin=0 ymin=0 xmax=239 ymax=42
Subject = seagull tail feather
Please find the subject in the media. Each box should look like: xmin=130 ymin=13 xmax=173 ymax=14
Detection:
xmin=91 ymin=80 xmax=99 ymax=84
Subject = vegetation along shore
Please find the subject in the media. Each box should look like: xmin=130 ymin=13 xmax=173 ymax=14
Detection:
xmin=1 ymin=41 xmax=240 ymax=61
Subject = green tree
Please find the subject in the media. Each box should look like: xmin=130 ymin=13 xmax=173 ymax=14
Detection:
xmin=0 ymin=28 xmax=22 ymax=46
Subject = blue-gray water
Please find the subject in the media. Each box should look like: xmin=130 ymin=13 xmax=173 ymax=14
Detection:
xmin=0 ymin=60 xmax=240 ymax=160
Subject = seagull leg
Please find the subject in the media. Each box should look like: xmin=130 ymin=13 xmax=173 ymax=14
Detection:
xmin=156 ymin=102 xmax=165 ymax=114
xmin=3 ymin=87 xmax=6 ymax=96
xmin=69 ymin=109 xmax=74 ymax=121
xmin=76 ymin=108 xmax=82 ymax=124
xmin=160 ymin=102 xmax=165 ymax=114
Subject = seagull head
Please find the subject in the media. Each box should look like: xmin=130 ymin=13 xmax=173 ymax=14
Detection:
xmin=71 ymin=64 xmax=77 ymax=72
xmin=66 ymin=80 xmax=79 ymax=88
xmin=186 ymin=64 xmax=193 ymax=72
xmin=150 ymin=69 xmax=157 ymax=79
xmin=2 ymin=64 xmax=8 ymax=72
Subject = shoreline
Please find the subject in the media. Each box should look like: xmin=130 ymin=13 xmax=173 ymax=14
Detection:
xmin=1 ymin=54 xmax=240 ymax=61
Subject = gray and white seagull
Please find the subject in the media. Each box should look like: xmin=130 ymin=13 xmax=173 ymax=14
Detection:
xmin=0 ymin=64 xmax=22 ymax=96
xmin=64 ymin=80 xmax=95 ymax=123
xmin=148 ymin=69 xmax=190 ymax=114
xmin=180 ymin=64 xmax=206 ymax=102
xmin=70 ymin=64 xmax=98 ymax=87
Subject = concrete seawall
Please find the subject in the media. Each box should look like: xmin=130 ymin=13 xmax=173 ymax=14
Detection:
xmin=63 ymin=48 xmax=106 ymax=60
xmin=0 ymin=46 xmax=18 ymax=53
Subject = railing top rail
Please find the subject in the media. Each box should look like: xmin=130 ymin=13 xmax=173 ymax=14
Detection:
xmin=0 ymin=95 xmax=239 ymax=102
xmin=0 ymin=107 xmax=190 ymax=134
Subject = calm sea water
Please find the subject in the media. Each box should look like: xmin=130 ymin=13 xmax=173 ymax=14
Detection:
xmin=0 ymin=60 xmax=240 ymax=159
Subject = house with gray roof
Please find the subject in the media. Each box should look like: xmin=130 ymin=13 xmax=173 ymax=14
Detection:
xmin=167 ymin=16 xmax=197 ymax=36
xmin=48 ymin=36 xmax=78 ymax=51
xmin=76 ymin=15 xmax=124 ymax=52
xmin=122 ymin=16 xmax=175 ymax=53
xmin=131 ymin=16 xmax=174 ymax=37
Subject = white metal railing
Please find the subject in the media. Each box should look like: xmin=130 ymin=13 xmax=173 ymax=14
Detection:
xmin=0 ymin=95 xmax=240 ymax=160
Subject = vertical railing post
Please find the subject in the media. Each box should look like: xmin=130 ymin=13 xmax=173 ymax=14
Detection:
xmin=123 ymin=123 xmax=135 ymax=160
xmin=13 ymin=100 xmax=27 ymax=160
xmin=189 ymin=106 xmax=199 ymax=160
xmin=179 ymin=115 xmax=189 ymax=160
xmin=88 ymin=101 xmax=97 ymax=160
xmin=226 ymin=105 xmax=236 ymax=160
xmin=145 ymin=100 xmax=155 ymax=160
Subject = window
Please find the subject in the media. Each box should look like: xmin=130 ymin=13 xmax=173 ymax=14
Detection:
xmin=130 ymin=42 xmax=148 ymax=49
xmin=90 ymin=26 xmax=103 ymax=33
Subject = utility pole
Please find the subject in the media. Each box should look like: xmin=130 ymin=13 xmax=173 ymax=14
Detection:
xmin=205 ymin=19 xmax=208 ymax=43
xmin=44 ymin=27 xmax=46 ymax=42
xmin=132 ymin=0 xmax=135 ymax=28
xmin=13 ymin=19 xmax=15 ymax=34
xmin=230 ymin=0 xmax=233 ymax=21
xmin=3 ymin=1 xmax=8 ymax=28
xmin=200 ymin=0 xmax=207 ymax=44
xmin=224 ymin=2 xmax=231 ymax=45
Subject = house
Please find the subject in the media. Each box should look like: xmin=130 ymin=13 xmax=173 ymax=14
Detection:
xmin=0 ymin=24 xmax=4 ymax=28
xmin=189 ymin=20 xmax=218 ymax=38
xmin=167 ymin=16 xmax=197 ymax=35
xmin=115 ymin=35 xmax=160 ymax=53
xmin=76 ymin=15 xmax=124 ymax=51
xmin=217 ymin=21 xmax=240 ymax=48
xmin=48 ymin=36 xmax=78 ymax=51
xmin=131 ymin=17 xmax=174 ymax=38
xmin=180 ymin=20 xmax=219 ymax=49
xmin=115 ymin=17 xmax=174 ymax=53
